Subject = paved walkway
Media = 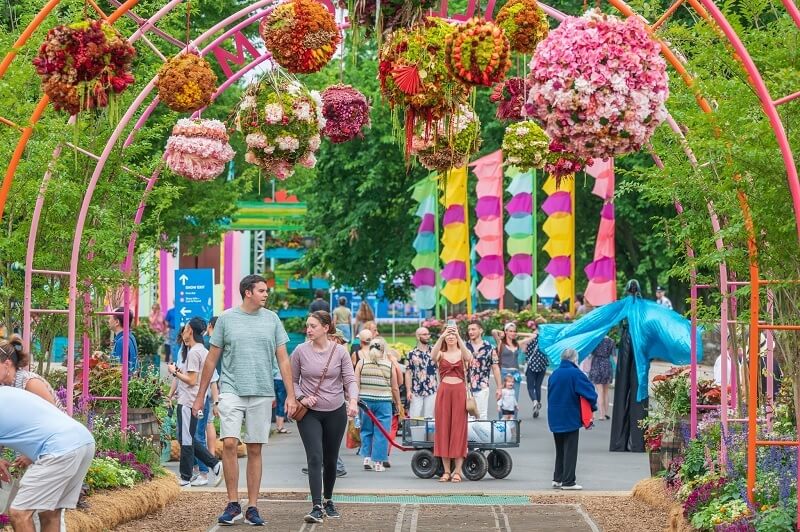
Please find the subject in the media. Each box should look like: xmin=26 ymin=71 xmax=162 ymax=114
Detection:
xmin=205 ymin=498 xmax=600 ymax=531
xmin=166 ymin=372 xmax=652 ymax=492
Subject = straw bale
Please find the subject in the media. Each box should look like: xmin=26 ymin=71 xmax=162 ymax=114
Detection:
xmin=631 ymin=477 xmax=673 ymax=510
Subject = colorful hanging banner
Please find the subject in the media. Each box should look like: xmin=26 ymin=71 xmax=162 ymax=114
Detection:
xmin=411 ymin=174 xmax=438 ymax=309
xmin=469 ymin=150 xmax=505 ymax=301
xmin=541 ymin=175 xmax=574 ymax=305
xmin=583 ymin=158 xmax=617 ymax=306
xmin=439 ymin=167 xmax=470 ymax=305
xmin=505 ymin=166 xmax=534 ymax=302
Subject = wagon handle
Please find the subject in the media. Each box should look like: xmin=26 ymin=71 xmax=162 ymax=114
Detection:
xmin=357 ymin=400 xmax=414 ymax=452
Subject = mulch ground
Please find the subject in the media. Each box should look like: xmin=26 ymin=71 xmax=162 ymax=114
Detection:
xmin=114 ymin=490 xmax=669 ymax=531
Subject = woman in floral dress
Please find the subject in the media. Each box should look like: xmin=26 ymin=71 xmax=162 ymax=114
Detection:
xmin=588 ymin=336 xmax=615 ymax=420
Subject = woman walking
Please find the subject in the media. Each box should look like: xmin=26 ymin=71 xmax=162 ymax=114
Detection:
xmin=291 ymin=311 xmax=359 ymax=524
xmin=524 ymin=322 xmax=549 ymax=419
xmin=332 ymin=298 xmax=353 ymax=343
xmin=354 ymin=301 xmax=375 ymax=336
xmin=432 ymin=325 xmax=472 ymax=482
xmin=356 ymin=337 xmax=400 ymax=473
xmin=350 ymin=329 xmax=373 ymax=367
xmin=589 ymin=336 xmax=615 ymax=420
xmin=168 ymin=317 xmax=222 ymax=487
xmin=491 ymin=323 xmax=535 ymax=407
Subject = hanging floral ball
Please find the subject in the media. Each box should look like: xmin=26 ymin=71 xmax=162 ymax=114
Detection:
xmin=236 ymin=73 xmax=324 ymax=181
xmin=156 ymin=51 xmax=217 ymax=113
xmin=410 ymin=104 xmax=481 ymax=172
xmin=32 ymin=19 xmax=135 ymax=115
xmin=495 ymin=0 xmax=549 ymax=54
xmin=502 ymin=121 xmax=550 ymax=170
xmin=163 ymin=119 xmax=235 ymax=181
xmin=378 ymin=17 xmax=469 ymax=119
xmin=544 ymin=140 xmax=593 ymax=177
xmin=260 ymin=0 xmax=340 ymax=74
xmin=320 ymin=84 xmax=371 ymax=143
xmin=489 ymin=77 xmax=530 ymax=121
xmin=444 ymin=17 xmax=511 ymax=87
xmin=526 ymin=9 xmax=669 ymax=160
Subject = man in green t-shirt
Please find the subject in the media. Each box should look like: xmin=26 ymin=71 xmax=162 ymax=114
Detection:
xmin=195 ymin=274 xmax=297 ymax=527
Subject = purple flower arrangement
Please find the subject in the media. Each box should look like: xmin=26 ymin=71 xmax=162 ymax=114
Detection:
xmin=714 ymin=519 xmax=755 ymax=531
xmin=96 ymin=450 xmax=153 ymax=480
xmin=683 ymin=477 xmax=727 ymax=518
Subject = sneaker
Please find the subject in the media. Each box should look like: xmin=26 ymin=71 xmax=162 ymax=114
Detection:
xmin=190 ymin=475 xmax=208 ymax=486
xmin=533 ymin=401 xmax=541 ymax=419
xmin=190 ymin=473 xmax=199 ymax=482
xmin=213 ymin=461 xmax=224 ymax=487
xmin=218 ymin=502 xmax=243 ymax=525
xmin=363 ymin=458 xmax=373 ymax=470
xmin=336 ymin=468 xmax=347 ymax=477
xmin=561 ymin=484 xmax=583 ymax=490
xmin=373 ymin=462 xmax=385 ymax=472
xmin=551 ymin=481 xmax=562 ymax=488
xmin=323 ymin=500 xmax=341 ymax=519
xmin=244 ymin=506 xmax=265 ymax=526
xmin=382 ymin=461 xmax=391 ymax=468
xmin=304 ymin=505 xmax=325 ymax=524
xmin=179 ymin=478 xmax=191 ymax=487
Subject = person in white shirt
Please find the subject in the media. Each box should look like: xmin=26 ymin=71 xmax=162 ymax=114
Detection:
xmin=497 ymin=375 xmax=518 ymax=420
xmin=655 ymin=286 xmax=673 ymax=310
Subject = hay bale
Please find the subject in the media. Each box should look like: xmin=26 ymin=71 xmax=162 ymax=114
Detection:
xmin=667 ymin=504 xmax=695 ymax=532
xmin=64 ymin=474 xmax=180 ymax=532
xmin=632 ymin=477 xmax=673 ymax=510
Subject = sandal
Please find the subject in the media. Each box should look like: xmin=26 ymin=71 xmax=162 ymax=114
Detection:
xmin=277 ymin=428 xmax=291 ymax=434
xmin=451 ymin=473 xmax=462 ymax=483
xmin=438 ymin=473 xmax=451 ymax=482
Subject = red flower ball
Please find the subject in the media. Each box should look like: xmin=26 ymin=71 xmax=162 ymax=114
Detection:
xmin=320 ymin=84 xmax=371 ymax=143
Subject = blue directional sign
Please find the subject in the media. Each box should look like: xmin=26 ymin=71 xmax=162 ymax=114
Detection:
xmin=174 ymin=268 xmax=214 ymax=329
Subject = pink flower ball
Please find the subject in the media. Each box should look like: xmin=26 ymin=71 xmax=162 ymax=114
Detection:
xmin=320 ymin=84 xmax=371 ymax=143
xmin=163 ymin=119 xmax=235 ymax=181
xmin=526 ymin=9 xmax=669 ymax=160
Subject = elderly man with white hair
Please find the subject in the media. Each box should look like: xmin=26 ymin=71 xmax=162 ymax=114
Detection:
xmin=547 ymin=348 xmax=598 ymax=491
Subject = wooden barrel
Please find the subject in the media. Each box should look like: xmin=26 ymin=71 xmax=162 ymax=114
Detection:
xmin=128 ymin=407 xmax=160 ymax=444
xmin=649 ymin=450 xmax=663 ymax=476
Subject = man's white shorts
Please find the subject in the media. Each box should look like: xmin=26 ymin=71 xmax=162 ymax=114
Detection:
xmin=11 ymin=442 xmax=95 ymax=511
xmin=218 ymin=392 xmax=273 ymax=444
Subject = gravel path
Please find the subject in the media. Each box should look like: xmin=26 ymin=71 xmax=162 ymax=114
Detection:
xmin=114 ymin=491 xmax=669 ymax=531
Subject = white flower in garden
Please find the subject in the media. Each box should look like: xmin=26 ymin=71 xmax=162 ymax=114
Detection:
xmin=264 ymin=103 xmax=284 ymax=124
xmin=246 ymin=133 xmax=269 ymax=149
xmin=241 ymin=95 xmax=257 ymax=110
xmin=294 ymin=101 xmax=312 ymax=121
xmin=310 ymin=90 xmax=326 ymax=128
xmin=574 ymin=77 xmax=592 ymax=95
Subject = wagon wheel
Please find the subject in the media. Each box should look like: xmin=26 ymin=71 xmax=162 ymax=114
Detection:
xmin=487 ymin=449 xmax=513 ymax=479
xmin=462 ymin=450 xmax=488 ymax=481
xmin=411 ymin=449 xmax=438 ymax=479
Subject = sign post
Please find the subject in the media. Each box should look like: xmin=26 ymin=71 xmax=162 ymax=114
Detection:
xmin=174 ymin=268 xmax=215 ymax=329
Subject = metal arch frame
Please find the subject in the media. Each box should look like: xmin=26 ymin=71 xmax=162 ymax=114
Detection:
xmin=1 ymin=0 xmax=798 ymax=512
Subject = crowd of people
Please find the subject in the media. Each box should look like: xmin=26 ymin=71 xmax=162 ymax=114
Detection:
xmin=1 ymin=274 xmax=645 ymax=529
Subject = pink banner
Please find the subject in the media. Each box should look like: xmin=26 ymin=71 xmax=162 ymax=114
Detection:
xmin=443 ymin=205 xmax=466 ymax=225
xmin=584 ymin=158 xmax=617 ymax=307
xmin=471 ymin=150 xmax=505 ymax=301
xmin=506 ymin=193 xmax=533 ymax=215
xmin=442 ymin=261 xmax=467 ymax=281
xmin=545 ymin=256 xmax=571 ymax=278
xmin=508 ymin=254 xmax=533 ymax=276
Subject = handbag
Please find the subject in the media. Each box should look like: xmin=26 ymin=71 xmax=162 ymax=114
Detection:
xmin=463 ymin=360 xmax=480 ymax=418
xmin=0 ymin=477 xmax=20 ymax=514
xmin=291 ymin=342 xmax=337 ymax=422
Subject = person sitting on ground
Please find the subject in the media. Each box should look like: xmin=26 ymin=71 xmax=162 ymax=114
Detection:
xmin=0 ymin=386 xmax=95 ymax=532
xmin=291 ymin=311 xmax=358 ymax=524
xmin=547 ymin=348 xmax=598 ymax=491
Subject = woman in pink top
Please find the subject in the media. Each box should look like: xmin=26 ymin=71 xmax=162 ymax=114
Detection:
xmin=291 ymin=311 xmax=359 ymax=524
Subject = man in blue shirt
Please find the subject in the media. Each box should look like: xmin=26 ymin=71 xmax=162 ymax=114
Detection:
xmin=109 ymin=307 xmax=138 ymax=377
xmin=0 ymin=387 xmax=95 ymax=531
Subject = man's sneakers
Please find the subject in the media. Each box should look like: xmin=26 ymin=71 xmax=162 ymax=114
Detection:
xmin=551 ymin=481 xmax=562 ymax=488
xmin=178 ymin=478 xmax=191 ymax=487
xmin=213 ymin=461 xmax=224 ymax=487
xmin=218 ymin=502 xmax=264 ymax=526
xmin=244 ymin=506 xmax=265 ymax=526
xmin=323 ymin=500 xmax=341 ymax=519
xmin=218 ymin=502 xmax=243 ymax=525
xmin=561 ymin=484 xmax=583 ymax=490
xmin=304 ymin=505 xmax=325 ymax=524
xmin=363 ymin=458 xmax=373 ymax=470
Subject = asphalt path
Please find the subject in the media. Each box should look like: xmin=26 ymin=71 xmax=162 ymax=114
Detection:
xmin=167 ymin=375 xmax=650 ymax=492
